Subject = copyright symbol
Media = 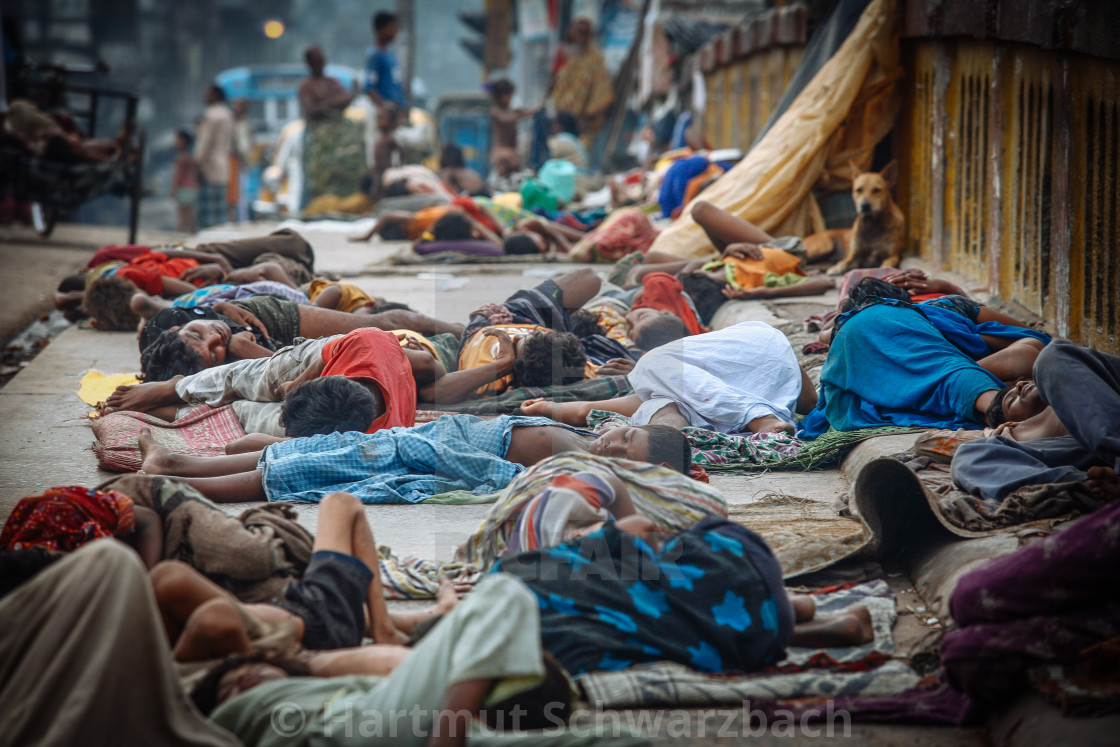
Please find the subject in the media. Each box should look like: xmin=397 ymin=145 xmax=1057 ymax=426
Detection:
xmin=270 ymin=701 xmax=306 ymax=737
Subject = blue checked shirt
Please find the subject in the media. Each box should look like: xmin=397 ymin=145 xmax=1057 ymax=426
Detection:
xmin=259 ymin=414 xmax=573 ymax=504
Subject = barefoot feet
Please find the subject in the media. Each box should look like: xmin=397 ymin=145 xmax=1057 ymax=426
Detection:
xmin=138 ymin=427 xmax=175 ymax=475
xmin=434 ymin=576 xmax=461 ymax=614
xmin=1087 ymin=466 xmax=1120 ymax=502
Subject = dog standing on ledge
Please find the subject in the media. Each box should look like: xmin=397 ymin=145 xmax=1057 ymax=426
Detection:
xmin=803 ymin=160 xmax=905 ymax=275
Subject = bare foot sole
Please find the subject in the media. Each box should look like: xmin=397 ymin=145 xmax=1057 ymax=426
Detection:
xmin=1087 ymin=466 xmax=1120 ymax=501
xmin=138 ymin=427 xmax=175 ymax=475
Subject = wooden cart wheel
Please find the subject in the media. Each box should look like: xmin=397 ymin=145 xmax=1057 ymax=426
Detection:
xmin=31 ymin=203 xmax=58 ymax=238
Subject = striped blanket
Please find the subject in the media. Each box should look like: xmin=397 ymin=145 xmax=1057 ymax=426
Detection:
xmin=377 ymin=453 xmax=727 ymax=599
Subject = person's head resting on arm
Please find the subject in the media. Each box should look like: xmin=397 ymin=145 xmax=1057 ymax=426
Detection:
xmin=191 ymin=652 xmax=310 ymax=716
xmin=589 ymin=423 xmax=692 ymax=474
xmin=140 ymin=320 xmax=231 ymax=381
xmin=510 ymin=331 xmax=585 ymax=389
xmin=280 ymin=376 xmax=384 ymax=437
xmin=83 ymin=274 xmax=143 ymax=331
xmin=626 ymin=307 xmax=689 ymax=352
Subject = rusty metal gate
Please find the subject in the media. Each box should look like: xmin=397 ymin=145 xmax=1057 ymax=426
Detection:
xmin=900 ymin=38 xmax=1120 ymax=353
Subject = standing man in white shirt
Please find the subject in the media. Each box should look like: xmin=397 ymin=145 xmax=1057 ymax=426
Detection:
xmin=194 ymin=84 xmax=234 ymax=229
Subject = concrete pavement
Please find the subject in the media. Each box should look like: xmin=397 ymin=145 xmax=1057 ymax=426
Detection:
xmin=0 ymin=223 xmax=184 ymax=344
xmin=1 ymin=220 xmax=1076 ymax=745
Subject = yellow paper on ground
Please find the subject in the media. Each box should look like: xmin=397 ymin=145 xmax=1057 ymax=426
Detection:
xmin=647 ymin=0 xmax=902 ymax=259
xmin=79 ymin=370 xmax=140 ymax=416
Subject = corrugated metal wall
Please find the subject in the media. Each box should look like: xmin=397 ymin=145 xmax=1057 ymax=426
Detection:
xmin=702 ymin=47 xmax=803 ymax=151
xmin=899 ymin=38 xmax=1120 ymax=353
xmin=691 ymin=5 xmax=808 ymax=152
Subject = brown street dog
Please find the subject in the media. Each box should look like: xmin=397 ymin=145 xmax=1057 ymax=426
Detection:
xmin=802 ymin=160 xmax=905 ymax=275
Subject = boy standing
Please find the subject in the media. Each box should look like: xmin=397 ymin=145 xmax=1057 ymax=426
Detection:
xmin=365 ymin=12 xmax=406 ymax=109
xmin=171 ymin=130 xmax=199 ymax=234
xmin=488 ymin=78 xmax=536 ymax=171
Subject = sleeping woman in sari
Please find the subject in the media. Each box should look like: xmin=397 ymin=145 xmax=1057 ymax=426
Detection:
xmin=799 ymin=278 xmax=1051 ymax=438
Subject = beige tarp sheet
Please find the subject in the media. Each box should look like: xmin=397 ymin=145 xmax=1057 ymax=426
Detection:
xmin=648 ymin=0 xmax=903 ymax=259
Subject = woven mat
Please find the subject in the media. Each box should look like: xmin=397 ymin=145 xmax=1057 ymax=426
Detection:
xmin=728 ymin=494 xmax=868 ymax=579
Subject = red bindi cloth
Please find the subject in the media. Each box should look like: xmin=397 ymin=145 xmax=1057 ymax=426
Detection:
xmin=0 ymin=486 xmax=135 ymax=552
xmin=115 ymin=251 xmax=202 ymax=295
xmin=320 ymin=328 xmax=418 ymax=433
xmin=631 ymin=272 xmax=707 ymax=335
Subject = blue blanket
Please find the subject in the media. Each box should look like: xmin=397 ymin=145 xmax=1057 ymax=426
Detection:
xmin=799 ymin=300 xmax=1050 ymax=438
xmin=658 ymin=155 xmax=711 ymax=218
xmin=259 ymin=414 xmax=563 ymax=504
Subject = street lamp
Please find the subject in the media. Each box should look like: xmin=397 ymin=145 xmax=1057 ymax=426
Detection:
xmin=263 ymin=20 xmax=285 ymax=39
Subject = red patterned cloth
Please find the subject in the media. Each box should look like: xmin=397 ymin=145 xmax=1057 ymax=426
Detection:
xmin=115 ymin=251 xmax=203 ymax=295
xmin=570 ymin=209 xmax=659 ymax=263
xmin=83 ymin=244 xmax=150 ymax=269
xmin=0 ymin=486 xmax=134 ymax=552
xmin=91 ymin=403 xmax=246 ymax=472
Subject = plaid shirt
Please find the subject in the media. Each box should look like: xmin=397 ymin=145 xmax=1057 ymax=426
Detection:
xmin=260 ymin=414 xmax=567 ymax=504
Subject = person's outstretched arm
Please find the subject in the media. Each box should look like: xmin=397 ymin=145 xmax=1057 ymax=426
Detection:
xmin=722 ymin=276 xmax=835 ymax=301
xmin=602 ymin=474 xmax=636 ymax=519
xmin=429 ymin=679 xmax=493 ymax=747
xmin=648 ymin=401 xmax=689 ymax=428
xmin=303 ymin=645 xmax=410 ymax=677
xmin=160 ymin=277 xmax=199 ymax=298
xmin=224 ymin=262 xmax=298 ymax=289
xmin=421 ymin=330 xmax=513 ymax=404
xmin=103 ymin=377 xmax=184 ymax=414
xmin=552 ymin=267 xmax=601 ymax=310
xmin=519 ymin=393 xmax=643 ymax=426
xmin=162 ymin=249 xmax=233 ymax=272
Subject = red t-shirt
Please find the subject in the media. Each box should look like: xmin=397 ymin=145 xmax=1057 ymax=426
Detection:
xmin=84 ymin=244 xmax=150 ymax=270
xmin=631 ymin=272 xmax=706 ymax=335
xmin=115 ymin=251 xmax=201 ymax=295
xmin=320 ymin=328 xmax=417 ymax=433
